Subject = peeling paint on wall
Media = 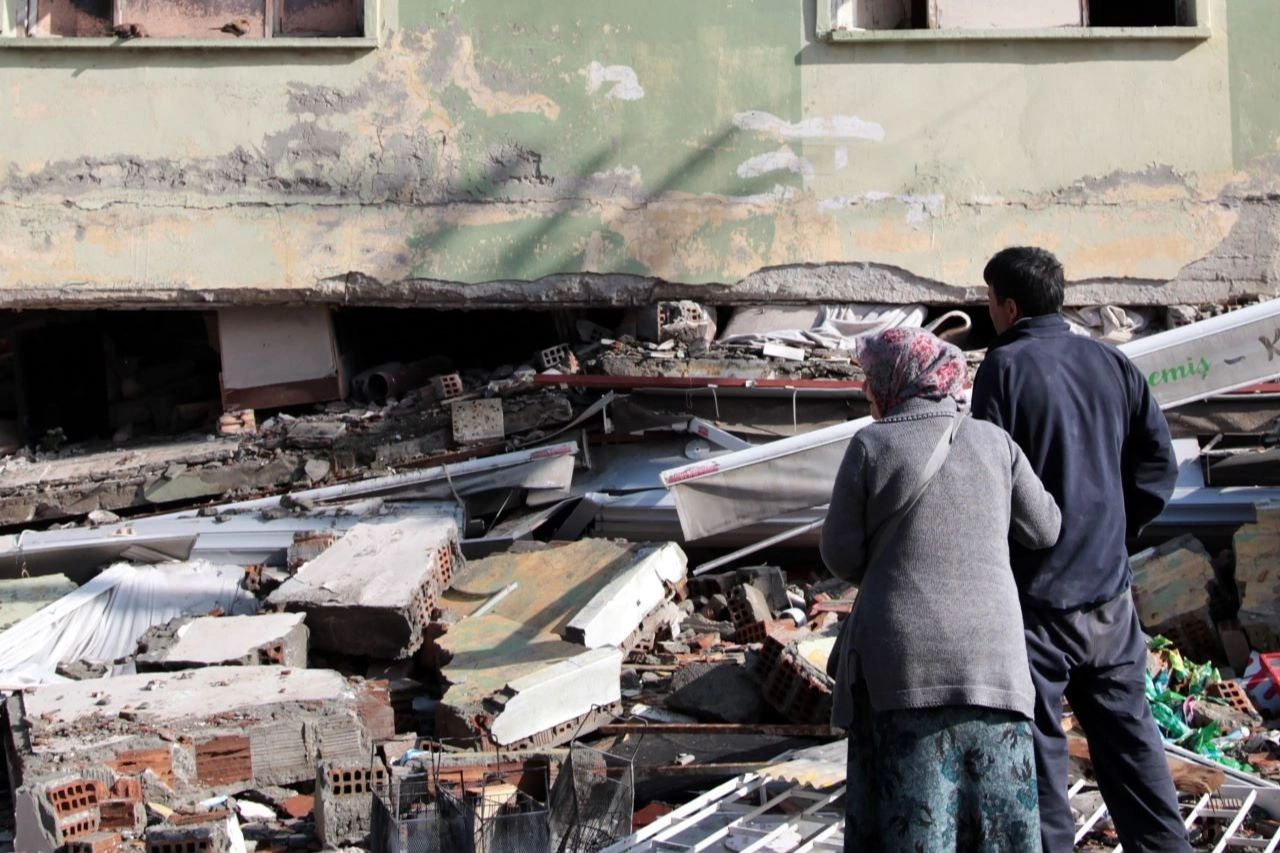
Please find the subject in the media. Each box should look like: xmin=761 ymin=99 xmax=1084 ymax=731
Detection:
xmin=0 ymin=0 xmax=1277 ymax=307
xmin=737 ymin=147 xmax=814 ymax=178
xmin=585 ymin=61 xmax=645 ymax=101
xmin=733 ymin=111 xmax=886 ymax=142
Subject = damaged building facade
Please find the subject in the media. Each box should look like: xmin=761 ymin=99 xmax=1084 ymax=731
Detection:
xmin=3 ymin=3 xmax=1280 ymax=853
xmin=0 ymin=0 xmax=1278 ymax=449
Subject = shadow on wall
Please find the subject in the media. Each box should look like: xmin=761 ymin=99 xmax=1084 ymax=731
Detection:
xmin=403 ymin=127 xmax=743 ymax=282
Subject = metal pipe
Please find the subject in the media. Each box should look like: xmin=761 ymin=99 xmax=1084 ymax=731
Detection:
xmin=470 ymin=582 xmax=518 ymax=618
xmin=352 ymin=357 xmax=451 ymax=404
xmin=693 ymin=514 xmax=827 ymax=576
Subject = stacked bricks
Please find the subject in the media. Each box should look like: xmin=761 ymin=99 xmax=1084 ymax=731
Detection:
xmin=315 ymin=761 xmax=389 ymax=846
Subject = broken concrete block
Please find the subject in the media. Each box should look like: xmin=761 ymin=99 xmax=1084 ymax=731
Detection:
xmin=136 ymin=613 xmax=308 ymax=671
xmin=565 ymin=543 xmax=688 ymax=648
xmin=7 ymin=667 xmax=384 ymax=824
xmin=627 ymin=301 xmax=717 ymax=346
xmin=285 ymin=420 xmax=347 ymax=449
xmin=315 ymin=761 xmax=388 ymax=846
xmin=666 ymin=662 xmax=768 ymax=724
xmin=286 ymin=530 xmax=341 ymax=573
xmin=303 ymin=458 xmax=331 ymax=483
xmin=429 ymin=539 xmax=688 ymax=747
xmin=451 ymin=398 xmax=505 ymax=445
xmin=737 ymin=566 xmax=790 ymax=611
xmin=145 ymin=810 xmax=244 ymax=853
xmin=1130 ymin=535 xmax=1216 ymax=625
xmin=267 ymin=516 xmax=461 ymax=659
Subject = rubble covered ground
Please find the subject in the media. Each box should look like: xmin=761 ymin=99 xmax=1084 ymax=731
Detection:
xmin=0 ymin=299 xmax=1277 ymax=853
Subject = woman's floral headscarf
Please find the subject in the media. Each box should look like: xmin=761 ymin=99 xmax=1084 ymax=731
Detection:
xmin=856 ymin=327 xmax=966 ymax=415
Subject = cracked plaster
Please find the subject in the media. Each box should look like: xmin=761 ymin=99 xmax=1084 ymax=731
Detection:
xmin=0 ymin=0 xmax=1278 ymax=307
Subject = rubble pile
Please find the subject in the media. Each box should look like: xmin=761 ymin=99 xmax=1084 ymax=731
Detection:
xmin=1 ymin=300 xmax=1280 ymax=852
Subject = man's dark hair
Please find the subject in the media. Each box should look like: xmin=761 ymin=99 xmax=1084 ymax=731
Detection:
xmin=983 ymin=246 xmax=1065 ymax=317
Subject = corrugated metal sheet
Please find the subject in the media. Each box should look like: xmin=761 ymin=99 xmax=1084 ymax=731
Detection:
xmin=758 ymin=740 xmax=848 ymax=790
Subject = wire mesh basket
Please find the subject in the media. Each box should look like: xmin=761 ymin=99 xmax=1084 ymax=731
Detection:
xmin=548 ymin=744 xmax=635 ymax=853
xmin=372 ymin=762 xmax=552 ymax=853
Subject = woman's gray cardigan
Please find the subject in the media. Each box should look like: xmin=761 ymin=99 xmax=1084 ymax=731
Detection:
xmin=820 ymin=397 xmax=1061 ymax=721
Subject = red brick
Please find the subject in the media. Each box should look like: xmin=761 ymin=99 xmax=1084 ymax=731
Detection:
xmin=169 ymin=809 xmax=229 ymax=827
xmin=632 ymin=802 xmax=673 ymax=830
xmin=280 ymin=795 xmax=314 ymax=819
xmin=58 ymin=813 xmax=102 ymax=842
xmin=195 ymin=736 xmax=252 ymax=786
xmin=99 ymin=799 xmax=144 ymax=832
xmin=107 ymin=748 xmax=174 ymax=787
xmin=110 ymin=778 xmax=142 ymax=802
xmin=65 ymin=831 xmax=121 ymax=853
xmin=48 ymin=779 xmax=105 ymax=818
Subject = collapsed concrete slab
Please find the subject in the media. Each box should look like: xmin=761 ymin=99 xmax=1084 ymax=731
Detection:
xmin=267 ymin=516 xmax=461 ymax=659
xmin=6 ymin=666 xmax=389 ymax=852
xmin=135 ymin=613 xmax=308 ymax=671
xmin=432 ymin=616 xmax=624 ymax=748
xmin=427 ymin=539 xmax=686 ymax=747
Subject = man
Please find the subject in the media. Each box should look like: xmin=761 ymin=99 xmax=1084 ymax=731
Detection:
xmin=970 ymin=246 xmax=1188 ymax=853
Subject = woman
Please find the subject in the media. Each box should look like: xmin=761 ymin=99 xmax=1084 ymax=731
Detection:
xmin=821 ymin=327 xmax=1061 ymax=853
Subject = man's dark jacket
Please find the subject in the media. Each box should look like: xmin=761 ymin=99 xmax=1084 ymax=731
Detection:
xmin=970 ymin=314 xmax=1179 ymax=610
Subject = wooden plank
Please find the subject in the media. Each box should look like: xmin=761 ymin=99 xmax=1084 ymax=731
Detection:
xmin=1067 ymin=734 xmax=1224 ymax=795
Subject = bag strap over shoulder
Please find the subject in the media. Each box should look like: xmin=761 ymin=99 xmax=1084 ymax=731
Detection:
xmin=864 ymin=410 xmax=965 ymax=569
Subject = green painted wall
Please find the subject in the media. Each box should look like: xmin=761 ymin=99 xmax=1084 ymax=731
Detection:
xmin=0 ymin=0 xmax=1277 ymax=303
